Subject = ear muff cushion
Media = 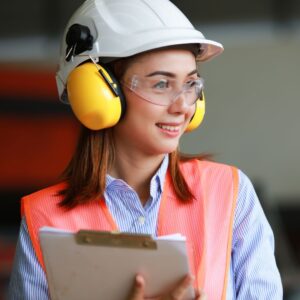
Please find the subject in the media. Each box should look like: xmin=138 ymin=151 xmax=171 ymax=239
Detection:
xmin=67 ymin=62 xmax=125 ymax=130
xmin=185 ymin=92 xmax=205 ymax=132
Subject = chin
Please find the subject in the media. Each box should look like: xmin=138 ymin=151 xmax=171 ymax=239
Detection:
xmin=152 ymin=143 xmax=179 ymax=155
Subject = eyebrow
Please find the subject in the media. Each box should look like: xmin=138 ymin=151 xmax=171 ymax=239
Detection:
xmin=146 ymin=69 xmax=198 ymax=78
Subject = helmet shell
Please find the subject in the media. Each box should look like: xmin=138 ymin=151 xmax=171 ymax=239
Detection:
xmin=56 ymin=0 xmax=223 ymax=101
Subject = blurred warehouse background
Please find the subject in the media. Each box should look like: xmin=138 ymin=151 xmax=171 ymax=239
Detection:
xmin=0 ymin=0 xmax=300 ymax=299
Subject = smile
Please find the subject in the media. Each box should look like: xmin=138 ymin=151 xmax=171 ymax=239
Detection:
xmin=156 ymin=124 xmax=180 ymax=132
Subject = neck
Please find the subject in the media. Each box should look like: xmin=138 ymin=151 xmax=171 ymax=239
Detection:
xmin=109 ymin=150 xmax=165 ymax=205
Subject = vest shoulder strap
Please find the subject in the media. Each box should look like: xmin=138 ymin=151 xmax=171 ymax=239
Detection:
xmin=158 ymin=159 xmax=239 ymax=300
xmin=21 ymin=182 xmax=112 ymax=269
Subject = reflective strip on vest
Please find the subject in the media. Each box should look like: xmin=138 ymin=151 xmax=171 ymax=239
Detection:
xmin=21 ymin=159 xmax=238 ymax=300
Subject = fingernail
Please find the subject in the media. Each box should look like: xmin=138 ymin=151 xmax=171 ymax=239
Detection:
xmin=136 ymin=274 xmax=143 ymax=285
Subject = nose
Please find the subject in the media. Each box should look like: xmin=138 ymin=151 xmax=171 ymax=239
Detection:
xmin=168 ymin=92 xmax=190 ymax=114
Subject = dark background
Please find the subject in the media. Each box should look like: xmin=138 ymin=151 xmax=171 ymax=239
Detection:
xmin=1 ymin=0 xmax=300 ymax=38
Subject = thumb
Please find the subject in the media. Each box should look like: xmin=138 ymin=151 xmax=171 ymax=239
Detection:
xmin=128 ymin=274 xmax=146 ymax=300
xmin=196 ymin=289 xmax=207 ymax=300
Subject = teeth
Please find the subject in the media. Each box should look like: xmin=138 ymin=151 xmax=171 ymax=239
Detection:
xmin=157 ymin=124 xmax=180 ymax=132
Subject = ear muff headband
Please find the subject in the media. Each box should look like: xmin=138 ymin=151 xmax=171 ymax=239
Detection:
xmin=185 ymin=91 xmax=205 ymax=132
xmin=67 ymin=62 xmax=125 ymax=130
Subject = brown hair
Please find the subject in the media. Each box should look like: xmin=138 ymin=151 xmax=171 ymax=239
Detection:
xmin=59 ymin=126 xmax=207 ymax=209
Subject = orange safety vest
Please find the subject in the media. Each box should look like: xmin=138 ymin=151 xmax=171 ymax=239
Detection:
xmin=21 ymin=159 xmax=238 ymax=300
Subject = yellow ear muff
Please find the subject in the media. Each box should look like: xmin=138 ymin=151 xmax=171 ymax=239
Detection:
xmin=185 ymin=91 xmax=205 ymax=132
xmin=67 ymin=62 xmax=124 ymax=130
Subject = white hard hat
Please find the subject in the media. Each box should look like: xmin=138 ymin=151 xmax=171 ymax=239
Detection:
xmin=56 ymin=0 xmax=224 ymax=102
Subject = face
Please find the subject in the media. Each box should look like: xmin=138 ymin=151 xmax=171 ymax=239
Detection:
xmin=112 ymin=48 xmax=198 ymax=157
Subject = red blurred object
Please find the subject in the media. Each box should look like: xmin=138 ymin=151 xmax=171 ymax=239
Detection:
xmin=0 ymin=65 xmax=80 ymax=190
xmin=0 ymin=116 xmax=80 ymax=190
xmin=0 ymin=65 xmax=58 ymax=100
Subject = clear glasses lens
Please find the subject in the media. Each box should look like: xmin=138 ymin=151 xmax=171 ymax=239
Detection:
xmin=122 ymin=75 xmax=204 ymax=106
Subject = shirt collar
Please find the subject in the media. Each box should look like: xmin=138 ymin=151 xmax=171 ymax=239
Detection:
xmin=106 ymin=154 xmax=169 ymax=196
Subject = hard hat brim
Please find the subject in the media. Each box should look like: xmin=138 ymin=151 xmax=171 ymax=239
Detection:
xmin=90 ymin=28 xmax=224 ymax=62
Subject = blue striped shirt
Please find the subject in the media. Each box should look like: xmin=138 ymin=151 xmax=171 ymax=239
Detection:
xmin=8 ymin=156 xmax=283 ymax=299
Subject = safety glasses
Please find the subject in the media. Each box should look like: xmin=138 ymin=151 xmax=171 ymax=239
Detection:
xmin=121 ymin=75 xmax=204 ymax=106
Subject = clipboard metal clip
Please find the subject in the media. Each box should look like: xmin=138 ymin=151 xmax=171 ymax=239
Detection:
xmin=76 ymin=230 xmax=157 ymax=250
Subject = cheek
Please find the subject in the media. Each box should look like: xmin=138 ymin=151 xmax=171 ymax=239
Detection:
xmin=124 ymin=91 xmax=163 ymax=121
xmin=187 ymin=105 xmax=196 ymax=120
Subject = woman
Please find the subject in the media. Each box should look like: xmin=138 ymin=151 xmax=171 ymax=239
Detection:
xmin=9 ymin=0 xmax=283 ymax=299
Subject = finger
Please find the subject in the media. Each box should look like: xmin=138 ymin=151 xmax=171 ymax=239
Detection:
xmin=196 ymin=289 xmax=207 ymax=300
xmin=128 ymin=275 xmax=146 ymax=300
xmin=169 ymin=275 xmax=193 ymax=299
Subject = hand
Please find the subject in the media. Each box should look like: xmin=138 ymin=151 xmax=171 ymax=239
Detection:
xmin=128 ymin=274 xmax=206 ymax=300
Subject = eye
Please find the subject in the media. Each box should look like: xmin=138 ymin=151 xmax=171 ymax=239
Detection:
xmin=184 ymin=80 xmax=197 ymax=93
xmin=153 ymin=79 xmax=169 ymax=90
xmin=186 ymin=80 xmax=197 ymax=88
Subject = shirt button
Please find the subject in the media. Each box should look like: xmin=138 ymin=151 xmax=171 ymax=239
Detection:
xmin=138 ymin=216 xmax=145 ymax=225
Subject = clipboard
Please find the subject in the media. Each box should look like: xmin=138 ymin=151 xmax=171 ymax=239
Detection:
xmin=39 ymin=227 xmax=195 ymax=300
